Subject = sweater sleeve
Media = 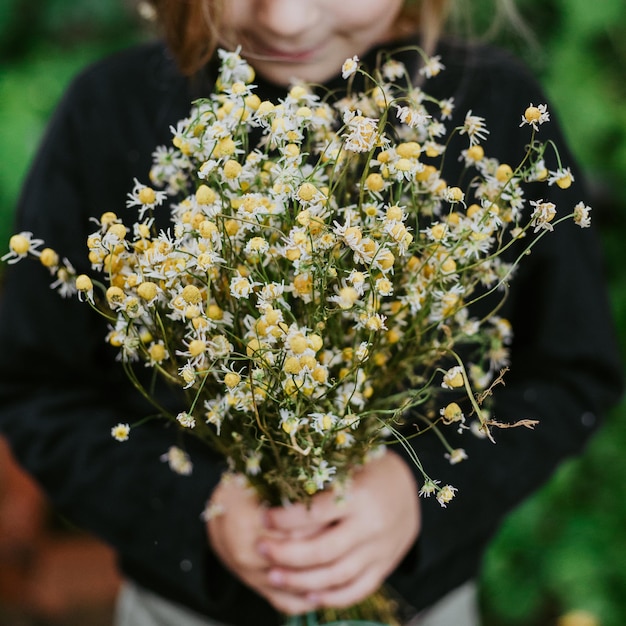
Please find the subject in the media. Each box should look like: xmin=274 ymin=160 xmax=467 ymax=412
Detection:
xmin=388 ymin=44 xmax=624 ymax=612
xmin=0 ymin=47 xmax=282 ymax=623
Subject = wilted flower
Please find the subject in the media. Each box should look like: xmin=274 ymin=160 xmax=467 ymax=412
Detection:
xmin=573 ymin=202 xmax=592 ymax=228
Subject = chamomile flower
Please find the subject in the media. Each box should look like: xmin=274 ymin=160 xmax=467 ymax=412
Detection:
xmin=341 ymin=55 xmax=359 ymax=79
xmin=419 ymin=479 xmax=440 ymax=497
xmin=230 ymin=271 xmax=259 ymax=299
xmin=446 ymin=448 xmax=468 ymax=465
xmin=439 ymin=97 xmax=455 ymax=119
xmin=2 ymin=232 xmax=44 ymax=263
xmin=75 ymin=274 xmax=94 ymax=304
xmin=442 ymin=365 xmax=465 ymax=389
xmin=436 ymin=484 xmax=458 ymax=507
xmin=160 ymin=446 xmax=193 ymax=476
xmin=381 ymin=59 xmax=405 ymax=81
xmin=347 ymin=269 xmax=367 ymax=295
xmin=111 ymin=423 xmax=130 ymax=442
xmin=179 ymin=363 xmax=196 ymax=389
xmin=39 ymin=247 xmax=60 ymax=270
xmin=217 ymin=46 xmax=255 ymax=85
xmin=395 ymin=105 xmax=430 ymax=130
xmin=548 ymin=167 xmax=574 ymax=190
xmin=328 ymin=284 xmax=361 ymax=310
xmin=245 ymin=451 xmax=263 ymax=476
xmin=375 ymin=276 xmax=394 ymax=296
xmin=49 ymin=259 xmax=78 ymax=298
xmin=310 ymin=411 xmax=339 ymax=435
xmin=126 ymin=178 xmax=168 ymax=219
xmin=419 ymin=54 xmax=445 ymax=78
xmin=177 ymin=411 xmax=196 ymax=429
xmin=520 ymin=103 xmax=550 ymax=130
xmin=146 ymin=341 xmax=168 ymax=366
xmin=440 ymin=402 xmax=465 ymax=425
xmin=530 ymin=199 xmax=557 ymax=232
xmin=334 ymin=429 xmax=355 ymax=449
xmin=460 ymin=110 xmax=489 ymax=146
xmin=573 ymin=202 xmax=592 ymax=228
xmin=342 ymin=111 xmax=380 ymax=153
xmin=311 ymin=460 xmax=337 ymax=490
xmin=279 ymin=408 xmax=303 ymax=434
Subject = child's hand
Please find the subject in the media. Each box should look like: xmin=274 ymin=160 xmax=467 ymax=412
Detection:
xmin=206 ymin=474 xmax=327 ymax=614
xmin=261 ymin=451 xmax=421 ymax=613
xmin=206 ymin=451 xmax=420 ymax=615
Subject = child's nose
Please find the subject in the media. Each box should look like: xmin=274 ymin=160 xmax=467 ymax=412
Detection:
xmin=255 ymin=0 xmax=321 ymax=39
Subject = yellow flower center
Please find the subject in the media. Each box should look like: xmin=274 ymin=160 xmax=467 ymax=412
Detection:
xmin=138 ymin=187 xmax=157 ymax=205
xmin=182 ymin=284 xmax=202 ymax=304
xmin=223 ymin=160 xmax=242 ymax=179
xmin=386 ymin=205 xmax=404 ymax=221
xmin=466 ymin=145 xmax=484 ymax=161
xmin=76 ymin=275 xmax=93 ymax=292
xmin=196 ymin=185 xmax=217 ymax=205
xmin=283 ymin=356 xmax=302 ymax=374
xmin=556 ymin=173 xmax=573 ymax=189
xmin=224 ymin=372 xmax=241 ymax=388
xmin=496 ymin=164 xmax=514 ymax=183
xmin=442 ymin=402 xmax=463 ymax=423
xmin=524 ymin=106 xmax=541 ymax=123
xmin=447 ymin=187 xmax=464 ymax=202
xmin=396 ymin=141 xmax=421 ymax=158
xmin=207 ymin=304 xmax=224 ymax=320
xmin=148 ymin=344 xmax=166 ymax=363
xmin=288 ymin=334 xmax=308 ymax=355
xmin=396 ymin=158 xmax=413 ymax=172
xmin=256 ymin=101 xmax=275 ymax=116
xmin=284 ymin=143 xmax=300 ymax=158
xmin=9 ymin=234 xmax=30 ymax=255
xmin=297 ymin=182 xmax=318 ymax=202
xmin=188 ymin=339 xmax=206 ymax=357
xmin=100 ymin=211 xmax=118 ymax=226
xmin=375 ymin=248 xmax=395 ymax=271
xmin=431 ymin=223 xmax=447 ymax=240
xmin=364 ymin=173 xmax=384 ymax=192
xmin=106 ymin=286 xmax=125 ymax=304
xmin=39 ymin=248 xmax=59 ymax=268
xmin=137 ymin=282 xmax=158 ymax=301
xmin=444 ymin=369 xmax=464 ymax=388
xmin=308 ymin=334 xmax=323 ymax=352
xmin=215 ymin=137 xmax=236 ymax=158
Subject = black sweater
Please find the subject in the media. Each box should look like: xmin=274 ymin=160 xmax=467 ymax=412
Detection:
xmin=0 ymin=37 xmax=623 ymax=624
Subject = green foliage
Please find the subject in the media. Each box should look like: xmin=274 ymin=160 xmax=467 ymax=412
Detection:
xmin=0 ymin=46 xmax=120 ymax=243
xmin=482 ymin=408 xmax=626 ymax=625
xmin=0 ymin=0 xmax=145 ymax=243
xmin=0 ymin=0 xmax=141 ymax=60
xmin=475 ymin=2 xmax=626 ymax=623
xmin=0 ymin=0 xmax=624 ymax=623
xmin=471 ymin=0 xmax=626 ymax=216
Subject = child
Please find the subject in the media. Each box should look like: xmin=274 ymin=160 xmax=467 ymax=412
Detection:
xmin=0 ymin=1 xmax=622 ymax=624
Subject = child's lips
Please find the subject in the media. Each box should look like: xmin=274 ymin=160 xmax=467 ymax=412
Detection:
xmin=254 ymin=43 xmax=322 ymax=62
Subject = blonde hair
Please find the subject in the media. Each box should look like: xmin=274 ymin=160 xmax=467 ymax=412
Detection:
xmin=146 ymin=0 xmax=450 ymax=76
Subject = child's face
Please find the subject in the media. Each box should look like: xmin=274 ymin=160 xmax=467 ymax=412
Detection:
xmin=222 ymin=0 xmax=405 ymax=85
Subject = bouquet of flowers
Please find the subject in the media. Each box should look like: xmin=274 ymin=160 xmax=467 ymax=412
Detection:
xmin=3 ymin=47 xmax=590 ymax=624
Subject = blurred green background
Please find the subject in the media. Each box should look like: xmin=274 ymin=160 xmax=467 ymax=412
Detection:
xmin=0 ymin=0 xmax=624 ymax=624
